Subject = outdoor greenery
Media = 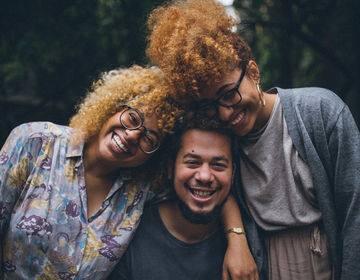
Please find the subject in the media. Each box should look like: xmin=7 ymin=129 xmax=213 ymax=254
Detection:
xmin=1 ymin=0 xmax=359 ymax=145
xmin=235 ymin=0 xmax=360 ymax=105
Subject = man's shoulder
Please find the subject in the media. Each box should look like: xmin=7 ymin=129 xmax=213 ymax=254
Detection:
xmin=140 ymin=203 xmax=159 ymax=223
xmin=131 ymin=203 xmax=161 ymax=240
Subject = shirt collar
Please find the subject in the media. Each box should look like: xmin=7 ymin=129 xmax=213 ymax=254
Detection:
xmin=65 ymin=140 xmax=133 ymax=181
xmin=66 ymin=140 xmax=83 ymax=158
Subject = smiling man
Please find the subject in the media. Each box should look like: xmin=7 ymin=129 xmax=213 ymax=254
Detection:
xmin=108 ymin=119 xmax=237 ymax=280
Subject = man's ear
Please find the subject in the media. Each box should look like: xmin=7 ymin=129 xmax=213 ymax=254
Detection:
xmin=167 ymin=159 xmax=173 ymax=180
xmin=231 ymin=163 xmax=236 ymax=184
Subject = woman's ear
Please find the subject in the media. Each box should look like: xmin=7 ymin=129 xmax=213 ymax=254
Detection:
xmin=247 ymin=60 xmax=260 ymax=83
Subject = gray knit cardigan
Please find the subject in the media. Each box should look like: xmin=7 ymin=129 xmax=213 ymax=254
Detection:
xmin=233 ymin=87 xmax=360 ymax=280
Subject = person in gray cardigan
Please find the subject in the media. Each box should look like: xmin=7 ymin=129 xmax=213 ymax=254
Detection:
xmin=146 ymin=0 xmax=360 ymax=279
xmin=231 ymin=86 xmax=360 ymax=280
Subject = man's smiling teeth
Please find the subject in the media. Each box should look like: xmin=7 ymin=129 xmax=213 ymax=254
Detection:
xmin=192 ymin=190 xmax=213 ymax=198
xmin=112 ymin=134 xmax=129 ymax=153
xmin=230 ymin=110 xmax=245 ymax=126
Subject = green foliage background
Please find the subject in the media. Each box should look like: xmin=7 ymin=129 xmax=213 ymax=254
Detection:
xmin=234 ymin=0 xmax=360 ymax=126
xmin=1 ymin=0 xmax=359 ymax=145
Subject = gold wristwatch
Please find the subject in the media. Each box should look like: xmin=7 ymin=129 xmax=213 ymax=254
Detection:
xmin=226 ymin=227 xmax=246 ymax=235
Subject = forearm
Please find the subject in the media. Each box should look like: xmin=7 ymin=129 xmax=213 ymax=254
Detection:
xmin=220 ymin=194 xmax=259 ymax=280
xmin=220 ymin=194 xmax=249 ymax=260
xmin=221 ymin=194 xmax=245 ymax=232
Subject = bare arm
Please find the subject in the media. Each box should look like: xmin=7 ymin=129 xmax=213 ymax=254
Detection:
xmin=220 ymin=194 xmax=259 ymax=280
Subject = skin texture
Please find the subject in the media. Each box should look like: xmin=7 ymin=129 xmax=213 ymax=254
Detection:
xmin=160 ymin=129 xmax=234 ymax=244
xmin=68 ymin=64 xmax=180 ymax=188
xmin=170 ymin=129 xmax=234 ymax=215
xmin=83 ymin=108 xmax=161 ymax=218
xmin=220 ymin=195 xmax=259 ymax=280
xmin=86 ymin=108 xmax=161 ymax=172
xmin=201 ymin=62 xmax=274 ymax=280
xmin=145 ymin=1 xmax=263 ymax=277
xmin=201 ymin=61 xmax=276 ymax=137
xmin=162 ymin=129 xmax=258 ymax=279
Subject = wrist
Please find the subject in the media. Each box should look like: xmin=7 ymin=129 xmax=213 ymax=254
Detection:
xmin=226 ymin=227 xmax=245 ymax=235
xmin=225 ymin=227 xmax=247 ymax=242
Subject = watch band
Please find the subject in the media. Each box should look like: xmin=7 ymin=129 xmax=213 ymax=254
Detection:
xmin=226 ymin=227 xmax=246 ymax=235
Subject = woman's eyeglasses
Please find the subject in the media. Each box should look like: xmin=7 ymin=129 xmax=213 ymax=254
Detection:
xmin=120 ymin=107 xmax=160 ymax=154
xmin=198 ymin=65 xmax=247 ymax=119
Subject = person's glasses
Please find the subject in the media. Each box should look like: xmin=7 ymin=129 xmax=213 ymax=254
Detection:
xmin=120 ymin=107 xmax=160 ymax=154
xmin=198 ymin=65 xmax=247 ymax=119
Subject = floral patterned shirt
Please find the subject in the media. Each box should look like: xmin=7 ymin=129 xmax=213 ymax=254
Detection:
xmin=0 ymin=122 xmax=154 ymax=279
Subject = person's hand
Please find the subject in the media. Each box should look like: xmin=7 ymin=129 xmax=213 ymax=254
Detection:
xmin=222 ymin=234 xmax=259 ymax=280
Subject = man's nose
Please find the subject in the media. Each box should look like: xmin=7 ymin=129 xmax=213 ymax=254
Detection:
xmin=194 ymin=164 xmax=214 ymax=184
xmin=217 ymin=105 xmax=234 ymax=122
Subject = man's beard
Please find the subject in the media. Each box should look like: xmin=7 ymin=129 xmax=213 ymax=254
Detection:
xmin=177 ymin=195 xmax=228 ymax=225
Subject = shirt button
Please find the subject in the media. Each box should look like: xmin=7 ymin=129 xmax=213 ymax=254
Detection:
xmin=104 ymin=200 xmax=109 ymax=206
xmin=82 ymin=228 xmax=87 ymax=234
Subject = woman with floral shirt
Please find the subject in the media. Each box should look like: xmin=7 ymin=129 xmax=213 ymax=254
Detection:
xmin=0 ymin=65 xmax=179 ymax=279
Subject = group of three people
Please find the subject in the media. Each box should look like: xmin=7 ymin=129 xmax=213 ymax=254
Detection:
xmin=1 ymin=0 xmax=359 ymax=279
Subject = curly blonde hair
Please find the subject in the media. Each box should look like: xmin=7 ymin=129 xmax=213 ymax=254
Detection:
xmin=146 ymin=0 xmax=253 ymax=102
xmin=69 ymin=65 xmax=178 ymax=145
xmin=68 ymin=65 xmax=179 ymax=186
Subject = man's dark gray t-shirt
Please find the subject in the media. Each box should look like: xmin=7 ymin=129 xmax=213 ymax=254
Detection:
xmin=108 ymin=202 xmax=227 ymax=280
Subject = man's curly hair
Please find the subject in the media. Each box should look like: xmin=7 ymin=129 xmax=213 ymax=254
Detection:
xmin=168 ymin=109 xmax=238 ymax=163
xmin=146 ymin=0 xmax=253 ymax=102
xmin=69 ymin=65 xmax=178 ymax=145
xmin=153 ymin=109 xmax=238 ymax=190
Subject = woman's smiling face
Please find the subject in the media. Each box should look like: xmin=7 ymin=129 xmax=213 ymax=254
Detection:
xmin=92 ymin=106 xmax=162 ymax=169
xmin=199 ymin=61 xmax=267 ymax=136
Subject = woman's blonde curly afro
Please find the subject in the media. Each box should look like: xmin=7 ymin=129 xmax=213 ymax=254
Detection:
xmin=69 ymin=65 xmax=178 ymax=145
xmin=147 ymin=0 xmax=253 ymax=102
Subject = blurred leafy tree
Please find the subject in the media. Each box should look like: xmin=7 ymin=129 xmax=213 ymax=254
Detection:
xmin=1 ymin=0 xmax=359 ymax=146
xmin=233 ymin=0 xmax=360 ymax=126
xmin=0 ymin=0 xmax=166 ymax=145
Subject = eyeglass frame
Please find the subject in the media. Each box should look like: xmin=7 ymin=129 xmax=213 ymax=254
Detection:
xmin=119 ymin=106 xmax=160 ymax=154
xmin=198 ymin=65 xmax=247 ymax=119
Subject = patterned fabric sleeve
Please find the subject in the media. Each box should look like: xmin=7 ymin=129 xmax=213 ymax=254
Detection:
xmin=0 ymin=124 xmax=42 ymax=236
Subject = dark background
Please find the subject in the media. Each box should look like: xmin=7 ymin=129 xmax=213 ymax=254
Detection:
xmin=1 ymin=0 xmax=359 ymax=146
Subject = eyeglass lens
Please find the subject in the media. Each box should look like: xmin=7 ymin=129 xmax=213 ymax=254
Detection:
xmin=120 ymin=108 xmax=159 ymax=153
xmin=199 ymin=66 xmax=246 ymax=118
xmin=200 ymin=90 xmax=241 ymax=118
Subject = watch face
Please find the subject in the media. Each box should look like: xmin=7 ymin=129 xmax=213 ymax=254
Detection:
xmin=227 ymin=227 xmax=245 ymax=235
